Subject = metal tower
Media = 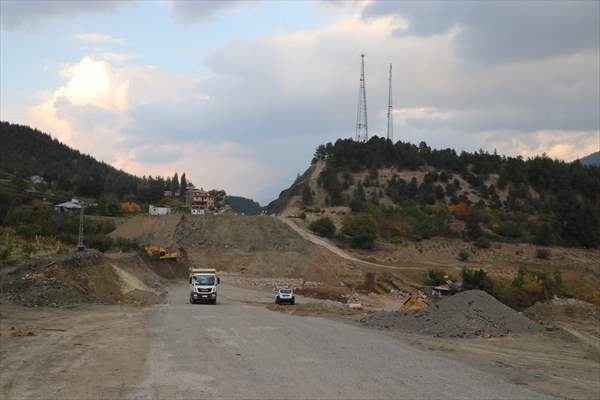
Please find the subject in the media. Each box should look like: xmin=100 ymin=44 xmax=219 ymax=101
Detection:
xmin=386 ymin=63 xmax=393 ymax=142
xmin=355 ymin=54 xmax=368 ymax=142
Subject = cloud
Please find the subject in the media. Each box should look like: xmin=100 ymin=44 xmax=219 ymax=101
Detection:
xmin=1 ymin=0 xmax=122 ymax=31
xmin=362 ymin=0 xmax=600 ymax=64
xmin=74 ymin=33 xmax=124 ymax=44
xmin=171 ymin=0 xmax=246 ymax=22
xmin=24 ymin=56 xmax=278 ymax=200
xmin=16 ymin=10 xmax=600 ymax=202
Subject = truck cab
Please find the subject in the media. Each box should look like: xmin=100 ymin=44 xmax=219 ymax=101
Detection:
xmin=189 ymin=268 xmax=220 ymax=304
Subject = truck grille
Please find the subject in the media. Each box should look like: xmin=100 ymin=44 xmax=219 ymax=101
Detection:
xmin=197 ymin=288 xmax=211 ymax=293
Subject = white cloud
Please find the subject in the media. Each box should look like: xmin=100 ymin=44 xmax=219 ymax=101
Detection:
xmin=74 ymin=33 xmax=124 ymax=44
xmin=23 ymin=56 xmax=278 ymax=200
xmin=15 ymin=10 xmax=600 ymax=202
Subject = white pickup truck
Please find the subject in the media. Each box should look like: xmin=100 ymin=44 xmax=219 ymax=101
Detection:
xmin=189 ymin=268 xmax=220 ymax=304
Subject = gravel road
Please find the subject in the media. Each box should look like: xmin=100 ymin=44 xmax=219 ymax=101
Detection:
xmin=133 ymin=283 xmax=552 ymax=400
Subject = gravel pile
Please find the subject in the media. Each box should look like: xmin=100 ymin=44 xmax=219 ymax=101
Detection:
xmin=361 ymin=290 xmax=543 ymax=338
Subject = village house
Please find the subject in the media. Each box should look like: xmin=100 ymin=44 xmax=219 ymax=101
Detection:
xmin=186 ymin=185 xmax=214 ymax=215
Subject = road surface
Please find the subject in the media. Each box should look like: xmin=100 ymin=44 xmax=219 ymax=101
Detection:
xmin=132 ymin=283 xmax=551 ymax=399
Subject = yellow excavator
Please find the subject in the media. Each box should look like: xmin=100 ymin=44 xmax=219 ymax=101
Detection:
xmin=144 ymin=246 xmax=177 ymax=261
xmin=401 ymin=292 xmax=426 ymax=312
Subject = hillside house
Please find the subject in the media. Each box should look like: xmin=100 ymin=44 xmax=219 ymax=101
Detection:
xmin=186 ymin=185 xmax=214 ymax=215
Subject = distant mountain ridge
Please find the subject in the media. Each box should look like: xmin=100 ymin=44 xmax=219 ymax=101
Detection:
xmin=579 ymin=151 xmax=600 ymax=166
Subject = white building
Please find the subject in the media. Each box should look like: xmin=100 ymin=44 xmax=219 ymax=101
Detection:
xmin=149 ymin=205 xmax=172 ymax=216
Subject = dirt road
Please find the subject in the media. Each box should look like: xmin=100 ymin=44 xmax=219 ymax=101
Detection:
xmin=278 ymin=216 xmax=423 ymax=271
xmin=132 ymin=283 xmax=550 ymax=400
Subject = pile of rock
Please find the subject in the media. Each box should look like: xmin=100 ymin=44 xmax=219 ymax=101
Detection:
xmin=361 ymin=290 xmax=543 ymax=338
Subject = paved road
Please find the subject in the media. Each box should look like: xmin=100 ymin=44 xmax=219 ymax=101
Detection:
xmin=133 ymin=284 xmax=551 ymax=400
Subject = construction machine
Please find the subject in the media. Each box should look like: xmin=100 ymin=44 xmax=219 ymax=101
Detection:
xmin=401 ymin=292 xmax=426 ymax=312
xmin=144 ymin=246 xmax=177 ymax=260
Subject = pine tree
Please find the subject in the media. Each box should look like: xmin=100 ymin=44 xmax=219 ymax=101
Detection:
xmin=180 ymin=173 xmax=187 ymax=199
xmin=172 ymin=172 xmax=179 ymax=194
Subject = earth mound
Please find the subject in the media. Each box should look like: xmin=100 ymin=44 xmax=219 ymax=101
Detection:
xmin=0 ymin=250 xmax=167 ymax=307
xmin=361 ymin=290 xmax=543 ymax=338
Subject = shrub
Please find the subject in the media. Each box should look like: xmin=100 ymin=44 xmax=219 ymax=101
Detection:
xmin=1 ymin=241 xmax=13 ymax=261
xmin=342 ymin=214 xmax=378 ymax=249
xmin=22 ymin=242 xmax=35 ymax=257
xmin=86 ymin=234 xmax=113 ymax=252
xmin=115 ymin=237 xmax=139 ymax=252
xmin=308 ymin=217 xmax=336 ymax=238
xmin=495 ymin=221 xmax=524 ymax=238
xmin=535 ymin=248 xmax=550 ymax=260
xmin=474 ymin=236 xmax=491 ymax=249
xmin=425 ymin=268 xmax=448 ymax=286
xmin=461 ymin=268 xmax=493 ymax=292
xmin=457 ymin=248 xmax=470 ymax=261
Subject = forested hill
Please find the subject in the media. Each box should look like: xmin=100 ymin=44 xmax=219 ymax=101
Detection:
xmin=580 ymin=151 xmax=600 ymax=166
xmin=0 ymin=121 xmax=141 ymax=199
xmin=226 ymin=196 xmax=262 ymax=215
xmin=269 ymin=137 xmax=600 ymax=248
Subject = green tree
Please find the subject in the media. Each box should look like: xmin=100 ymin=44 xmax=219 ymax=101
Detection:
xmin=350 ymin=183 xmax=366 ymax=212
xmin=308 ymin=217 xmax=336 ymax=238
xmin=180 ymin=173 xmax=187 ymax=199
xmin=342 ymin=214 xmax=378 ymax=249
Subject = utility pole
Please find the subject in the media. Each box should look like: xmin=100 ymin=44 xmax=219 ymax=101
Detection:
xmin=386 ymin=63 xmax=393 ymax=142
xmin=77 ymin=204 xmax=85 ymax=252
xmin=355 ymin=54 xmax=368 ymax=142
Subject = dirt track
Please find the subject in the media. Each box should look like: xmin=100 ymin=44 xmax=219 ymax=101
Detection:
xmin=1 ymin=283 xmax=568 ymax=400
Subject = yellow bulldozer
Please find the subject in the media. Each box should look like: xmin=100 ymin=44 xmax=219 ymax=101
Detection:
xmin=144 ymin=246 xmax=177 ymax=261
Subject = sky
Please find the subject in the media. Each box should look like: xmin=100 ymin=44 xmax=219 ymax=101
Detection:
xmin=1 ymin=0 xmax=599 ymax=204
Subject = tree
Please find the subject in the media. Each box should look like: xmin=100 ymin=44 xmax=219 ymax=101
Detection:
xmin=309 ymin=217 xmax=336 ymax=238
xmin=350 ymin=183 xmax=366 ymax=212
xmin=172 ymin=172 xmax=179 ymax=194
xmin=180 ymin=173 xmax=187 ymax=199
xmin=342 ymin=214 xmax=378 ymax=249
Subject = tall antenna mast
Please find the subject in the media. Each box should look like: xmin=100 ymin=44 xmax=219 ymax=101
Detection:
xmin=355 ymin=54 xmax=368 ymax=142
xmin=386 ymin=63 xmax=393 ymax=142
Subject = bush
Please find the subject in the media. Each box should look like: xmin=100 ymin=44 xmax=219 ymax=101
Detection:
xmin=342 ymin=214 xmax=378 ymax=249
xmin=86 ymin=234 xmax=113 ymax=252
xmin=1 ymin=241 xmax=13 ymax=261
xmin=308 ymin=217 xmax=336 ymax=238
xmin=424 ymin=268 xmax=448 ymax=286
xmin=475 ymin=236 xmax=491 ymax=249
xmin=115 ymin=237 xmax=139 ymax=252
xmin=457 ymin=248 xmax=470 ymax=261
xmin=461 ymin=268 xmax=493 ymax=292
xmin=535 ymin=248 xmax=551 ymax=260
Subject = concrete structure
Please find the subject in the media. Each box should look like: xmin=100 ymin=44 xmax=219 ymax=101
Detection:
xmin=149 ymin=205 xmax=172 ymax=216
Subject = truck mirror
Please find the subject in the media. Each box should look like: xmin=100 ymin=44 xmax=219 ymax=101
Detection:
xmin=189 ymin=277 xmax=192 ymax=284
xmin=217 ymin=277 xmax=221 ymax=284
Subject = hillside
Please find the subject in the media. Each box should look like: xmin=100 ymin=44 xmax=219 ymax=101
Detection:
xmin=226 ymin=195 xmax=262 ymax=215
xmin=579 ymin=151 xmax=600 ymax=166
xmin=267 ymin=137 xmax=600 ymax=248
xmin=0 ymin=121 xmax=142 ymax=199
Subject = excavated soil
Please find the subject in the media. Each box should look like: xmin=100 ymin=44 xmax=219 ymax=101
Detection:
xmin=361 ymin=290 xmax=543 ymax=338
xmin=0 ymin=251 xmax=176 ymax=307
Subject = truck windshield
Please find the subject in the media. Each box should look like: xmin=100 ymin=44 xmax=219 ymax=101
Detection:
xmin=193 ymin=275 xmax=215 ymax=285
xmin=280 ymin=289 xmax=292 ymax=294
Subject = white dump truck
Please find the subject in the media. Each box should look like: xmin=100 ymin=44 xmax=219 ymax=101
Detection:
xmin=189 ymin=268 xmax=220 ymax=304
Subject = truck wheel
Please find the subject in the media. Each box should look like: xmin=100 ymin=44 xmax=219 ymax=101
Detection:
xmin=189 ymin=297 xmax=194 ymax=304
xmin=291 ymin=299 xmax=295 ymax=305
xmin=212 ymin=298 xmax=217 ymax=305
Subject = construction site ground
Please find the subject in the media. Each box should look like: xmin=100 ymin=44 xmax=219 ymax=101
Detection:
xmin=1 ymin=214 xmax=599 ymax=399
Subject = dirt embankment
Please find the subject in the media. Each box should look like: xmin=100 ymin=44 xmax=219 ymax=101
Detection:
xmin=0 ymin=250 xmax=184 ymax=307
xmin=109 ymin=214 xmax=182 ymax=250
